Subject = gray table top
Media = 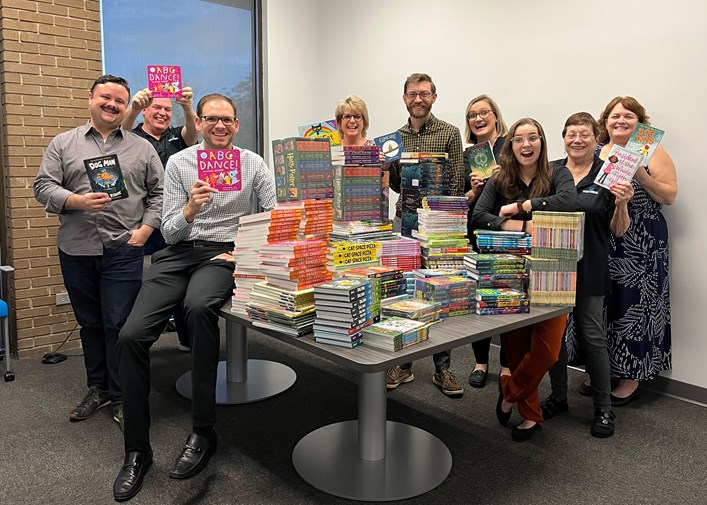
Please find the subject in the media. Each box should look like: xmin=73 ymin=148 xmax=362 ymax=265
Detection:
xmin=220 ymin=300 xmax=571 ymax=374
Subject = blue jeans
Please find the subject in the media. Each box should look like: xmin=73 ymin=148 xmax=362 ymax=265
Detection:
xmin=59 ymin=244 xmax=145 ymax=403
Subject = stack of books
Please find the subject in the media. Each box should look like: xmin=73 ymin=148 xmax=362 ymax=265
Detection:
xmin=245 ymin=282 xmax=315 ymax=336
xmin=258 ymin=239 xmax=332 ymax=291
xmin=399 ymin=154 xmax=451 ymax=237
xmin=313 ymin=278 xmax=381 ymax=348
xmin=381 ymin=297 xmax=441 ymax=324
xmin=526 ymin=211 xmax=585 ymax=306
xmin=272 ymin=137 xmax=332 ymax=202
xmin=415 ymin=275 xmax=475 ymax=318
xmin=463 ymin=253 xmax=529 ymax=315
xmin=327 ymin=240 xmax=381 ymax=274
xmin=473 ymin=230 xmax=532 ymax=255
xmin=343 ymin=265 xmax=407 ymax=301
xmin=329 ymin=221 xmax=394 ymax=242
xmin=331 ymin=145 xmax=380 ymax=165
xmin=413 ymin=196 xmax=470 ymax=269
xmin=475 ymin=288 xmax=530 ymax=315
xmin=276 ymin=199 xmax=333 ymax=241
xmin=362 ymin=317 xmax=430 ymax=352
xmin=378 ymin=235 xmax=421 ymax=271
xmin=332 ymin=165 xmax=382 ymax=222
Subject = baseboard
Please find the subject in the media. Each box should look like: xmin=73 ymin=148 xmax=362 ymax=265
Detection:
xmin=645 ymin=376 xmax=707 ymax=407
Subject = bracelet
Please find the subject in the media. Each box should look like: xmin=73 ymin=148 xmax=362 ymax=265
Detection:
xmin=516 ymin=201 xmax=524 ymax=213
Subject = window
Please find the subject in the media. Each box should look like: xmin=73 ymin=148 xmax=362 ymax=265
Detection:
xmin=100 ymin=0 xmax=260 ymax=152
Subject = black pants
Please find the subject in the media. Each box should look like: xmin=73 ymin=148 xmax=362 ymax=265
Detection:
xmin=119 ymin=242 xmax=234 ymax=453
xmin=471 ymin=337 xmax=508 ymax=368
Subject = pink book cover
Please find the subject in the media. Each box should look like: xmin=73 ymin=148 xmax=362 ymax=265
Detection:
xmin=197 ymin=149 xmax=242 ymax=191
xmin=146 ymin=65 xmax=182 ymax=98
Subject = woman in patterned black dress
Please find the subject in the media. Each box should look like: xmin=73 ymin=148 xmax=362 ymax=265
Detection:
xmin=597 ymin=97 xmax=678 ymax=405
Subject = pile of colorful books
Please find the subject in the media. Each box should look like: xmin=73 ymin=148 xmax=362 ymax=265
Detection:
xmin=399 ymin=154 xmax=451 ymax=237
xmin=343 ymin=265 xmax=407 ymax=301
xmin=313 ymin=278 xmax=381 ymax=348
xmin=272 ymin=137 xmax=332 ymax=202
xmin=381 ymin=297 xmax=441 ymax=324
xmin=258 ymin=239 xmax=332 ymax=291
xmin=414 ymin=274 xmax=475 ymax=318
xmin=246 ymin=282 xmax=316 ymax=337
xmin=362 ymin=317 xmax=430 ymax=352
xmin=473 ymin=230 xmax=531 ymax=255
xmin=413 ymin=196 xmax=470 ymax=269
xmin=379 ymin=236 xmax=421 ymax=271
xmin=327 ymin=241 xmax=381 ymax=274
xmin=475 ymin=288 xmax=530 ymax=315
xmin=463 ymin=253 xmax=529 ymax=315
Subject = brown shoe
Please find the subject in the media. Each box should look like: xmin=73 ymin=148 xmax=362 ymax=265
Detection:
xmin=432 ymin=369 xmax=464 ymax=397
xmin=386 ymin=366 xmax=414 ymax=390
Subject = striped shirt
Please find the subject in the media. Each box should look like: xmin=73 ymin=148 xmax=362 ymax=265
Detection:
xmin=389 ymin=114 xmax=465 ymax=211
xmin=162 ymin=143 xmax=277 ymax=244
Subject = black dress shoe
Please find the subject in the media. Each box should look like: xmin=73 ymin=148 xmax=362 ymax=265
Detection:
xmin=495 ymin=391 xmax=512 ymax=426
xmin=113 ymin=450 xmax=153 ymax=502
xmin=169 ymin=431 xmax=217 ymax=480
xmin=468 ymin=368 xmax=489 ymax=388
xmin=610 ymin=387 xmax=640 ymax=406
xmin=511 ymin=422 xmax=542 ymax=442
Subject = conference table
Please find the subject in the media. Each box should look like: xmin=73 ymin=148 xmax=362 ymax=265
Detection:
xmin=186 ymin=300 xmax=571 ymax=501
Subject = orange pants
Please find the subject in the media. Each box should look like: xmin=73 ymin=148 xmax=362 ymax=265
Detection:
xmin=500 ymin=315 xmax=567 ymax=424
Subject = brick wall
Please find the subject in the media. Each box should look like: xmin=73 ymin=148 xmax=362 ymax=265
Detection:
xmin=0 ymin=0 xmax=102 ymax=357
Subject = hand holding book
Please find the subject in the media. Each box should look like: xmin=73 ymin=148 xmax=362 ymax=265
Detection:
xmin=184 ymin=179 xmax=218 ymax=223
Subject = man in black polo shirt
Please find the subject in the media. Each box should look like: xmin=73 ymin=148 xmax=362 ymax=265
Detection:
xmin=122 ymin=86 xmax=198 ymax=350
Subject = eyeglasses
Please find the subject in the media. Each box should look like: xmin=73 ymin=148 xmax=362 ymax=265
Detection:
xmin=565 ymin=132 xmax=595 ymax=140
xmin=342 ymin=114 xmax=363 ymax=122
xmin=404 ymin=91 xmax=433 ymax=100
xmin=467 ymin=109 xmax=494 ymax=121
xmin=200 ymin=116 xmax=237 ymax=126
xmin=510 ymin=135 xmax=542 ymax=145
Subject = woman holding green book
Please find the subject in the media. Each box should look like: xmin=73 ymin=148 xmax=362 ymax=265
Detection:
xmin=540 ymin=112 xmax=632 ymax=438
xmin=472 ymin=117 xmax=576 ymax=441
xmin=462 ymin=94 xmax=509 ymax=389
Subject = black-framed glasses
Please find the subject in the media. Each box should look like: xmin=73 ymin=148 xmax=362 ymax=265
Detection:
xmin=467 ymin=109 xmax=493 ymax=121
xmin=200 ymin=116 xmax=237 ymax=126
xmin=342 ymin=114 xmax=363 ymax=122
xmin=404 ymin=91 xmax=433 ymax=100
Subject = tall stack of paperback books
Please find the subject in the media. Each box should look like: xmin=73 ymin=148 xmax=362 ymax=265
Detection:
xmin=246 ymin=283 xmax=316 ymax=337
xmin=343 ymin=265 xmax=407 ymax=301
xmin=463 ymin=253 xmax=529 ymax=315
xmin=332 ymin=164 xmax=382 ymax=222
xmin=413 ymin=196 xmax=471 ymax=269
xmin=526 ymin=211 xmax=585 ymax=306
xmin=272 ymin=137 xmax=332 ymax=202
xmin=414 ymin=274 xmax=475 ymax=317
xmin=379 ymin=236 xmax=421 ymax=271
xmin=258 ymin=239 xmax=333 ymax=291
xmin=399 ymin=154 xmax=451 ymax=237
xmin=313 ymin=278 xmax=381 ymax=348
xmin=327 ymin=241 xmax=381 ymax=274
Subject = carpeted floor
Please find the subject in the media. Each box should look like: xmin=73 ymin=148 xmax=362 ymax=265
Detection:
xmin=1 ymin=323 xmax=705 ymax=505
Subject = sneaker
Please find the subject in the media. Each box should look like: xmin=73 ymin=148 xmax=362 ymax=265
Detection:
xmin=113 ymin=403 xmax=124 ymax=432
xmin=432 ymin=369 xmax=464 ymax=397
xmin=69 ymin=386 xmax=110 ymax=421
xmin=591 ymin=408 xmax=615 ymax=438
xmin=386 ymin=366 xmax=414 ymax=390
xmin=540 ymin=395 xmax=569 ymax=420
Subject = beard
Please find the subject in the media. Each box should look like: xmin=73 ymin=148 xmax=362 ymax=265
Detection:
xmin=406 ymin=102 xmax=431 ymax=119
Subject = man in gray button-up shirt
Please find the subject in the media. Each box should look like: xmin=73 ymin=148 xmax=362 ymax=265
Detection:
xmin=34 ymin=75 xmax=163 ymax=430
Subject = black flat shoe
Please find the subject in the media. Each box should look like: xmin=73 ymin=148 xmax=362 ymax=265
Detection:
xmin=610 ymin=388 xmax=640 ymax=407
xmin=468 ymin=368 xmax=488 ymax=388
xmin=578 ymin=381 xmax=593 ymax=396
xmin=495 ymin=391 xmax=512 ymax=426
xmin=169 ymin=431 xmax=217 ymax=480
xmin=113 ymin=450 xmax=153 ymax=502
xmin=540 ymin=395 xmax=568 ymax=420
xmin=511 ymin=423 xmax=542 ymax=442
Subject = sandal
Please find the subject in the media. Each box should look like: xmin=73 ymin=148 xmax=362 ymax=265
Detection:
xmin=540 ymin=395 xmax=568 ymax=420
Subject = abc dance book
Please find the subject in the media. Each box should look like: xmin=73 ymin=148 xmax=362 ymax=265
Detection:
xmin=593 ymin=145 xmax=642 ymax=190
xmin=84 ymin=154 xmax=128 ymax=200
xmin=146 ymin=65 xmax=182 ymax=98
xmin=197 ymin=149 xmax=242 ymax=191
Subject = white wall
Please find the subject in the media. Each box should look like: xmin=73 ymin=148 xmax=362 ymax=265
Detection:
xmin=264 ymin=0 xmax=707 ymax=388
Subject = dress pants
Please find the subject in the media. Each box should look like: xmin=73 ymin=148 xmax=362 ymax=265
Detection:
xmin=119 ymin=242 xmax=234 ymax=453
xmin=471 ymin=337 xmax=508 ymax=368
xmin=548 ymin=296 xmax=611 ymax=410
xmin=500 ymin=315 xmax=567 ymax=424
xmin=59 ymin=245 xmax=144 ymax=403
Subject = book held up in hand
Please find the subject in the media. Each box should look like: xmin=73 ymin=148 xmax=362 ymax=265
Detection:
xmin=374 ymin=131 xmax=405 ymax=162
xmin=625 ymin=123 xmax=664 ymax=167
xmin=593 ymin=145 xmax=642 ymax=190
xmin=297 ymin=119 xmax=341 ymax=146
xmin=84 ymin=154 xmax=128 ymax=200
xmin=464 ymin=141 xmax=496 ymax=179
xmin=146 ymin=65 xmax=182 ymax=98
xmin=197 ymin=149 xmax=242 ymax=191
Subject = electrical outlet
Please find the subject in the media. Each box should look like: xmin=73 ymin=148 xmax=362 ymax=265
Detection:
xmin=55 ymin=292 xmax=71 ymax=305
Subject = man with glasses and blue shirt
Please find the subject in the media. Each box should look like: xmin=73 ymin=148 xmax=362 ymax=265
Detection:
xmin=113 ymin=93 xmax=277 ymax=502
xmin=386 ymin=72 xmax=466 ymax=398
xmin=122 ymin=86 xmax=199 ymax=352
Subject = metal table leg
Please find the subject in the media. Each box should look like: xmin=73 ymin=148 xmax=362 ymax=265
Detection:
xmin=292 ymin=370 xmax=452 ymax=501
xmin=176 ymin=320 xmax=296 ymax=404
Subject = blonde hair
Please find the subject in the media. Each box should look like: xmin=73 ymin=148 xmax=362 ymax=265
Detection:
xmin=464 ymin=94 xmax=508 ymax=144
xmin=334 ymin=95 xmax=370 ymax=138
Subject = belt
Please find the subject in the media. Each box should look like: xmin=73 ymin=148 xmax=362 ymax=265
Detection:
xmin=178 ymin=240 xmax=233 ymax=248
